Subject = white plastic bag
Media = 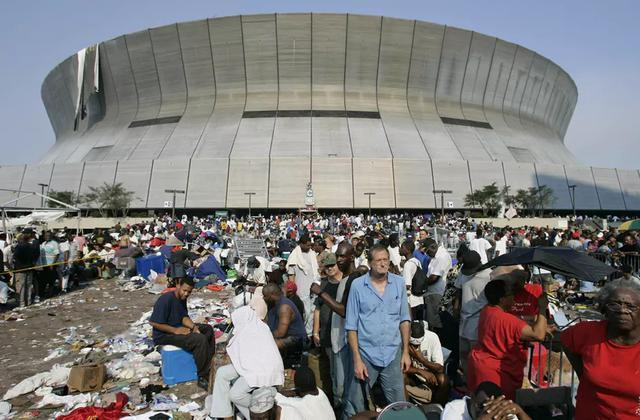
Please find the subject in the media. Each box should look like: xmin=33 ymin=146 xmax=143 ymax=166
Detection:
xmin=0 ymin=281 xmax=9 ymax=304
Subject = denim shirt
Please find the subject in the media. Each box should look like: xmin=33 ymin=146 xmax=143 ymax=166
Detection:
xmin=345 ymin=272 xmax=411 ymax=367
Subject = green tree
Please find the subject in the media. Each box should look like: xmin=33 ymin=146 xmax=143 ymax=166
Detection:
xmin=46 ymin=190 xmax=78 ymax=208
xmin=81 ymin=182 xmax=137 ymax=217
xmin=512 ymin=186 xmax=555 ymax=217
xmin=535 ymin=184 xmax=555 ymax=217
xmin=464 ymin=182 xmax=501 ymax=216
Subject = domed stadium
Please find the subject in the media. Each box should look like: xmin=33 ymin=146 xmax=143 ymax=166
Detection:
xmin=2 ymin=13 xmax=639 ymax=211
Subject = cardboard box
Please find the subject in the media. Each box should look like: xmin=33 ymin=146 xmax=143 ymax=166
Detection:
xmin=67 ymin=363 xmax=106 ymax=392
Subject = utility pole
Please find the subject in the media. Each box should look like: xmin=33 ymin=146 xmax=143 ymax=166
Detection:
xmin=433 ymin=189 xmax=453 ymax=222
xmin=244 ymin=192 xmax=256 ymax=219
xmin=37 ymin=183 xmax=49 ymax=208
xmin=568 ymin=184 xmax=577 ymax=221
xmin=363 ymin=192 xmax=376 ymax=219
xmin=164 ymin=189 xmax=185 ymax=220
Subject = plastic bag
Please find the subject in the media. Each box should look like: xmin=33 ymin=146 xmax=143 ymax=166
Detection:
xmin=0 ymin=281 xmax=9 ymax=304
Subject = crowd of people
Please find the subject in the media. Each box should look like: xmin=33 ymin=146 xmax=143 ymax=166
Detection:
xmin=1 ymin=211 xmax=640 ymax=419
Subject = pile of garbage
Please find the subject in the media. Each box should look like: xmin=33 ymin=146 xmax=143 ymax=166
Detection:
xmin=1 ymin=287 xmax=234 ymax=419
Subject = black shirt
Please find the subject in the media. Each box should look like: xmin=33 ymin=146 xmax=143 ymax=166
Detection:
xmin=340 ymin=271 xmax=366 ymax=310
xmin=288 ymin=293 xmax=306 ymax=324
xmin=13 ymin=241 xmax=40 ymax=270
xmin=149 ymin=292 xmax=189 ymax=342
xmin=314 ymin=278 xmax=340 ymax=347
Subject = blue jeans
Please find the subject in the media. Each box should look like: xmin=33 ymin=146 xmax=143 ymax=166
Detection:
xmin=344 ymin=347 xmax=405 ymax=417
xmin=328 ymin=345 xmax=351 ymax=411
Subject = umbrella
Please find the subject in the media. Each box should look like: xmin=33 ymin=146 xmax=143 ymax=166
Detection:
xmin=482 ymin=247 xmax=615 ymax=282
xmin=618 ymin=220 xmax=640 ymax=231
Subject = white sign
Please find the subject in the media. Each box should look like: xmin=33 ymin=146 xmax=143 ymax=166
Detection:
xmin=163 ymin=201 xmax=172 ymax=208
xmin=447 ymin=201 xmax=454 ymax=208
xmin=557 ymin=219 xmax=568 ymax=229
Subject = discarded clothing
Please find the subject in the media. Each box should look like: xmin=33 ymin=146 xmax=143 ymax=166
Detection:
xmin=3 ymin=364 xmax=71 ymax=400
xmin=56 ymin=392 xmax=127 ymax=420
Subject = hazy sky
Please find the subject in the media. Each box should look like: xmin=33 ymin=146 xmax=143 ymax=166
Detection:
xmin=0 ymin=0 xmax=638 ymax=169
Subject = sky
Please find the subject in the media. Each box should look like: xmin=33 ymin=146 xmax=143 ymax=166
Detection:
xmin=0 ymin=0 xmax=638 ymax=169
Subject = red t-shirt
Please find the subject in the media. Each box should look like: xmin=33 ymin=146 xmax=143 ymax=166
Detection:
xmin=561 ymin=320 xmax=640 ymax=420
xmin=467 ymin=305 xmax=527 ymax=399
xmin=510 ymin=283 xmax=543 ymax=318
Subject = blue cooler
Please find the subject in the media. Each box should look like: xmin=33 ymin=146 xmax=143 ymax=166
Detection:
xmin=160 ymin=345 xmax=198 ymax=385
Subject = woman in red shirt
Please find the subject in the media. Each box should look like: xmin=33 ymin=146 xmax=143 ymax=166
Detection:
xmin=561 ymin=279 xmax=640 ymax=420
xmin=466 ymin=277 xmax=550 ymax=400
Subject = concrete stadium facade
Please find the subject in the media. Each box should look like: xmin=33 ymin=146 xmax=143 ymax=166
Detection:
xmin=2 ymin=13 xmax=640 ymax=211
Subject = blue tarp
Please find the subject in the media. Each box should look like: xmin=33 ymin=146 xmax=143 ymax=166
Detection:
xmin=136 ymin=254 xmax=166 ymax=279
xmin=159 ymin=245 xmax=173 ymax=259
xmin=189 ymin=255 xmax=226 ymax=281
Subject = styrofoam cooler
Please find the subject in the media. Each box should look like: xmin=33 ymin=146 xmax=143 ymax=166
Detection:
xmin=160 ymin=345 xmax=198 ymax=385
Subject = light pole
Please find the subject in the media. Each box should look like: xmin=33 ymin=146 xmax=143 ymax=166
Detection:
xmin=37 ymin=183 xmax=49 ymax=208
xmin=568 ymin=184 xmax=577 ymax=220
xmin=164 ymin=189 xmax=185 ymax=220
xmin=244 ymin=192 xmax=256 ymax=219
xmin=433 ymin=189 xmax=453 ymax=222
xmin=363 ymin=192 xmax=376 ymax=219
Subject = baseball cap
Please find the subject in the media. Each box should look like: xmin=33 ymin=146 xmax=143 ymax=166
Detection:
xmin=321 ymin=253 xmax=337 ymax=266
xmin=285 ymin=281 xmax=298 ymax=294
xmin=420 ymin=238 xmax=437 ymax=249
xmin=460 ymin=251 xmax=482 ymax=276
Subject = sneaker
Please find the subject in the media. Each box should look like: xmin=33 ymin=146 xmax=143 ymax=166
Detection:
xmin=197 ymin=376 xmax=209 ymax=391
xmin=34 ymin=295 xmax=41 ymax=304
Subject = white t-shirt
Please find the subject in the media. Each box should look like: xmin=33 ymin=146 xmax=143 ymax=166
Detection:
xmin=442 ymin=396 xmax=472 ymax=420
xmin=459 ymin=269 xmax=492 ymax=340
xmin=388 ymin=246 xmax=402 ymax=269
xmin=276 ymin=389 xmax=336 ymax=420
xmin=420 ymin=328 xmax=444 ymax=365
xmin=494 ymin=237 xmax=508 ymax=257
xmin=426 ymin=246 xmax=452 ymax=296
xmin=469 ymin=237 xmax=492 ymax=264
xmin=402 ymin=258 xmax=423 ymax=308
xmin=354 ymin=255 xmax=369 ymax=269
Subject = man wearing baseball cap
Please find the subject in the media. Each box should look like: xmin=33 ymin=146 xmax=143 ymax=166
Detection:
xmin=454 ymin=251 xmax=492 ymax=373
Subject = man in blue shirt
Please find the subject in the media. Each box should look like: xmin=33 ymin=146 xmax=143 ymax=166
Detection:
xmin=149 ymin=278 xmax=215 ymax=389
xmin=344 ymin=244 xmax=412 ymax=417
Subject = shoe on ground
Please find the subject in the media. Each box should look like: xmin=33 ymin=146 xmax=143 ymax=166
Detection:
xmin=34 ymin=296 xmax=41 ymax=303
xmin=197 ymin=376 xmax=209 ymax=390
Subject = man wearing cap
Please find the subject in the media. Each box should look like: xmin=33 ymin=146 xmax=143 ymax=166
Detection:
xmin=423 ymin=239 xmax=452 ymax=335
xmin=567 ymin=231 xmax=583 ymax=251
xmin=311 ymin=253 xmax=343 ymax=406
xmin=453 ymin=251 xmax=492 ymax=372
xmin=285 ymin=281 xmax=306 ymax=323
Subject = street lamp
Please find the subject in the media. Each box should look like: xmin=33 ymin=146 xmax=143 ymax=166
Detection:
xmin=433 ymin=189 xmax=453 ymax=222
xmin=37 ymin=183 xmax=49 ymax=208
xmin=363 ymin=192 xmax=376 ymax=219
xmin=568 ymin=184 xmax=577 ymax=220
xmin=244 ymin=192 xmax=256 ymax=219
xmin=164 ymin=189 xmax=185 ymax=220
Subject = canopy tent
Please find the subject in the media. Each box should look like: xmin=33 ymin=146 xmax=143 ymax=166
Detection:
xmin=3 ymin=210 xmax=66 ymax=227
xmin=481 ymin=247 xmax=616 ymax=282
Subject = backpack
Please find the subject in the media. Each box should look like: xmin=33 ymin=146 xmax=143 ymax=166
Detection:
xmin=410 ymin=260 xmax=429 ymax=296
